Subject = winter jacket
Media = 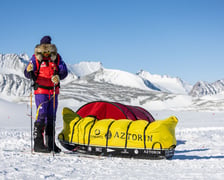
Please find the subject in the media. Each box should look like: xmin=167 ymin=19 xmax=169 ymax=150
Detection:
xmin=24 ymin=44 xmax=68 ymax=95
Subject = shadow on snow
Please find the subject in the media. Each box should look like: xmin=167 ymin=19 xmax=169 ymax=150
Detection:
xmin=173 ymin=140 xmax=224 ymax=160
xmin=173 ymin=154 xmax=224 ymax=160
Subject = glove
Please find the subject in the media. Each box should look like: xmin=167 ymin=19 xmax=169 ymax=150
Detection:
xmin=26 ymin=63 xmax=33 ymax=72
xmin=51 ymin=75 xmax=60 ymax=84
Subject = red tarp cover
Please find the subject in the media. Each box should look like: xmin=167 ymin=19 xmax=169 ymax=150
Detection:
xmin=76 ymin=101 xmax=155 ymax=122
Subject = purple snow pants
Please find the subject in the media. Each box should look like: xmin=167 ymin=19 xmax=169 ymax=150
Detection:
xmin=35 ymin=94 xmax=58 ymax=124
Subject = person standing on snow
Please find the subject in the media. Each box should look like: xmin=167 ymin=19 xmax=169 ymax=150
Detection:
xmin=24 ymin=36 xmax=68 ymax=153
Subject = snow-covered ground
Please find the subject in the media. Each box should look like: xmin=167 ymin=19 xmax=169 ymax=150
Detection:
xmin=0 ymin=99 xmax=224 ymax=180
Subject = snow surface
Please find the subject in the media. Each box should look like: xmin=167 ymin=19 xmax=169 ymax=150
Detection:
xmin=0 ymin=98 xmax=224 ymax=180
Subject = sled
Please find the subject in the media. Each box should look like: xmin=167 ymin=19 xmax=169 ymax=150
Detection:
xmin=59 ymin=140 xmax=176 ymax=159
xmin=58 ymin=103 xmax=178 ymax=159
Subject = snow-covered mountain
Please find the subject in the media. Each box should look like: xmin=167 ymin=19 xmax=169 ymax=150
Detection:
xmin=0 ymin=54 xmax=31 ymax=101
xmin=89 ymin=68 xmax=161 ymax=91
xmin=190 ymin=80 xmax=224 ymax=97
xmin=68 ymin=61 xmax=103 ymax=77
xmin=1 ymin=53 xmax=224 ymax=111
xmin=137 ymin=70 xmax=192 ymax=94
xmin=0 ymin=74 xmax=30 ymax=101
xmin=0 ymin=53 xmax=178 ymax=96
xmin=0 ymin=54 xmax=29 ymax=76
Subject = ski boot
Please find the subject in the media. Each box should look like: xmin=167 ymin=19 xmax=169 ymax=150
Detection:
xmin=33 ymin=122 xmax=50 ymax=153
xmin=45 ymin=123 xmax=61 ymax=153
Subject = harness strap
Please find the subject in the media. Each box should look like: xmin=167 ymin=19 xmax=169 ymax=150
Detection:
xmin=32 ymin=54 xmax=61 ymax=90
xmin=33 ymin=83 xmax=60 ymax=90
xmin=35 ymin=54 xmax=60 ymax=77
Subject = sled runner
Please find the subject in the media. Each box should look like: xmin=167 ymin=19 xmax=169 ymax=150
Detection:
xmin=59 ymin=140 xmax=176 ymax=159
xmin=58 ymin=102 xmax=178 ymax=159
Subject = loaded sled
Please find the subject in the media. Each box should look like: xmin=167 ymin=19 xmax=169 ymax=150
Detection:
xmin=58 ymin=101 xmax=178 ymax=159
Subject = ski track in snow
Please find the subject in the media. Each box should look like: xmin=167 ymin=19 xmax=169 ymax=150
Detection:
xmin=0 ymin=126 xmax=224 ymax=180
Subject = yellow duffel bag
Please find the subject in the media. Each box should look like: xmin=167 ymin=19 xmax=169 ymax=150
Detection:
xmin=58 ymin=107 xmax=178 ymax=151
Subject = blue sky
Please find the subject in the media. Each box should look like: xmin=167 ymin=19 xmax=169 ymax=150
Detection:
xmin=0 ymin=0 xmax=224 ymax=84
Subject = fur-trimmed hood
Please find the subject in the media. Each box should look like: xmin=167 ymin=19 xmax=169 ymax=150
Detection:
xmin=34 ymin=44 xmax=58 ymax=61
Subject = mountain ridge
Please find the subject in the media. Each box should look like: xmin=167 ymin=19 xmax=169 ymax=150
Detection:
xmin=1 ymin=53 xmax=224 ymax=111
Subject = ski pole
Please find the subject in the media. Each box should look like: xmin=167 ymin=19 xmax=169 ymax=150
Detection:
xmin=52 ymin=67 xmax=58 ymax=156
xmin=30 ymin=73 xmax=33 ymax=154
xmin=53 ymin=80 xmax=56 ymax=156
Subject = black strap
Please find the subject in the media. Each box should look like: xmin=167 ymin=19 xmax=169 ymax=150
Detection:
xmin=33 ymin=82 xmax=60 ymax=90
xmin=35 ymin=60 xmax=43 ymax=78
xmin=143 ymin=122 xmax=151 ymax=149
xmin=124 ymin=105 xmax=137 ymax=120
xmin=152 ymin=142 xmax=162 ymax=150
xmin=87 ymin=118 xmax=97 ymax=146
xmin=105 ymin=121 xmax=116 ymax=150
xmin=30 ymin=71 xmax=37 ymax=82
xmin=124 ymin=121 xmax=133 ymax=149
xmin=70 ymin=117 xmax=82 ymax=144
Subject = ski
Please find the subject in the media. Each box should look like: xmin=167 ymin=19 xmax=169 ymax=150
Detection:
xmin=6 ymin=148 xmax=104 ymax=159
xmin=61 ymin=151 xmax=105 ymax=159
